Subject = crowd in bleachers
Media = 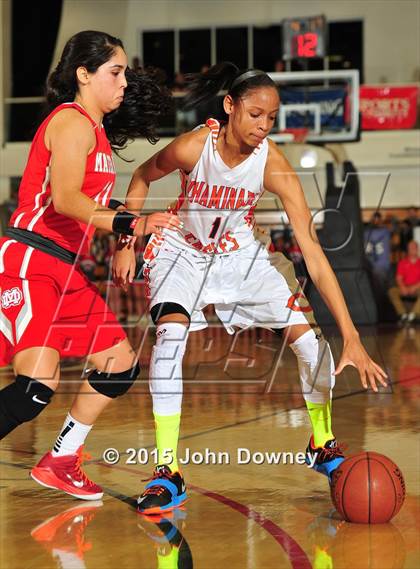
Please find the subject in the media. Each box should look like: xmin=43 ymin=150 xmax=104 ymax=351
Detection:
xmin=271 ymin=207 xmax=420 ymax=323
xmin=363 ymin=208 xmax=420 ymax=323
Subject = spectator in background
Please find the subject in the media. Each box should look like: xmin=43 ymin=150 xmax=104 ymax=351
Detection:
xmin=173 ymin=71 xmax=197 ymax=131
xmin=405 ymin=206 xmax=420 ymax=247
xmin=364 ymin=212 xmax=391 ymax=288
xmin=79 ymin=230 xmax=114 ymax=298
xmin=269 ymin=229 xmax=307 ymax=285
xmin=193 ymin=64 xmax=222 ymax=125
xmin=288 ymin=234 xmax=303 ymax=264
xmin=271 ymin=233 xmax=286 ymax=253
xmin=131 ymin=56 xmax=142 ymax=72
xmin=78 ymin=254 xmax=97 ymax=282
xmin=406 ymin=206 xmax=419 ymax=228
xmin=173 ymin=71 xmax=186 ymax=92
xmin=288 ymin=234 xmax=308 ymax=282
xmin=388 ymin=240 xmax=420 ymax=323
xmin=90 ymin=229 xmax=111 ymax=284
xmin=0 ymin=185 xmax=19 ymax=235
xmin=384 ymin=215 xmax=402 ymax=267
xmin=399 ymin=218 xmax=413 ymax=253
xmin=274 ymin=59 xmax=285 ymax=73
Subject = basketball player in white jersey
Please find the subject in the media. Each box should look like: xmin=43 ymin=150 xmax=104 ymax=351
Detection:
xmin=113 ymin=62 xmax=387 ymax=515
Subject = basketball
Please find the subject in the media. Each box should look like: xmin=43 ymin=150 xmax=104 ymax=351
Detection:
xmin=331 ymin=452 xmax=406 ymax=524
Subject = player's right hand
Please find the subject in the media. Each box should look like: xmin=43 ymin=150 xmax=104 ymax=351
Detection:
xmin=334 ymin=336 xmax=388 ymax=392
xmin=134 ymin=212 xmax=183 ymax=237
xmin=112 ymin=246 xmax=136 ymax=290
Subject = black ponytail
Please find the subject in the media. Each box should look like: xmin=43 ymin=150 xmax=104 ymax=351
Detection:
xmin=42 ymin=30 xmax=171 ymax=154
xmin=183 ymin=61 xmax=276 ymax=111
xmin=104 ymin=67 xmax=171 ymax=152
xmin=182 ymin=62 xmax=239 ymax=109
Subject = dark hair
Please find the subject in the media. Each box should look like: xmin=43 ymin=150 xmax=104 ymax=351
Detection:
xmin=104 ymin=67 xmax=171 ymax=151
xmin=182 ymin=62 xmax=277 ymax=111
xmin=43 ymin=30 xmax=171 ymax=152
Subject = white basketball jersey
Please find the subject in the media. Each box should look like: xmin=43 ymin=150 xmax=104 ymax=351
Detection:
xmin=164 ymin=118 xmax=269 ymax=255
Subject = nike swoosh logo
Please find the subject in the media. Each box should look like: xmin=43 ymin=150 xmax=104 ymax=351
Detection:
xmin=181 ymin=483 xmax=186 ymax=493
xmin=32 ymin=395 xmax=47 ymax=405
xmin=66 ymin=474 xmax=84 ymax=488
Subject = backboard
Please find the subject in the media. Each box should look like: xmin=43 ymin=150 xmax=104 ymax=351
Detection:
xmin=268 ymin=69 xmax=360 ymax=144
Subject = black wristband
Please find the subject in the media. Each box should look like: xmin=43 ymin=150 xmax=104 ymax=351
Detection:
xmin=108 ymin=199 xmax=125 ymax=211
xmin=112 ymin=211 xmax=139 ymax=236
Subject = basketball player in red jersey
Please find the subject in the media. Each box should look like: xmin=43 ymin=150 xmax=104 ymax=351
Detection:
xmin=114 ymin=63 xmax=388 ymax=515
xmin=0 ymin=31 xmax=181 ymax=500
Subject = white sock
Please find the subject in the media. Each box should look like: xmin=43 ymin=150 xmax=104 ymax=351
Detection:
xmin=52 ymin=413 xmax=92 ymax=457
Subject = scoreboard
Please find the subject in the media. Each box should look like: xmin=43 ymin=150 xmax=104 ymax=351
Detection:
xmin=282 ymin=15 xmax=327 ymax=59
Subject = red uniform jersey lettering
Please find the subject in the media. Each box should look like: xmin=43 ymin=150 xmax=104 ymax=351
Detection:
xmin=164 ymin=118 xmax=268 ymax=254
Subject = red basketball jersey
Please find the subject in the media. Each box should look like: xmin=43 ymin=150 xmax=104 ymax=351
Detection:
xmin=9 ymin=102 xmax=116 ymax=256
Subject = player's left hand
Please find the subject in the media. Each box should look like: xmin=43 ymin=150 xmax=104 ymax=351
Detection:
xmin=334 ymin=336 xmax=388 ymax=392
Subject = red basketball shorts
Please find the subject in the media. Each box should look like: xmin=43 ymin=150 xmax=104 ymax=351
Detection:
xmin=0 ymin=238 xmax=127 ymax=366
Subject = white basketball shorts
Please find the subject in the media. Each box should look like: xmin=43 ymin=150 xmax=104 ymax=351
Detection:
xmin=144 ymin=240 xmax=317 ymax=333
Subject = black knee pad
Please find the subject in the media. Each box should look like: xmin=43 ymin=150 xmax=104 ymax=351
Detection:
xmin=0 ymin=375 xmax=54 ymax=426
xmin=87 ymin=362 xmax=140 ymax=398
xmin=150 ymin=302 xmax=190 ymax=324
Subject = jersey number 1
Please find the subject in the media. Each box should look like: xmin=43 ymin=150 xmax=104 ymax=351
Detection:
xmin=209 ymin=216 xmax=221 ymax=239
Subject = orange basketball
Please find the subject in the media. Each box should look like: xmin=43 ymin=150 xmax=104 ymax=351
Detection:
xmin=330 ymin=452 xmax=405 ymax=524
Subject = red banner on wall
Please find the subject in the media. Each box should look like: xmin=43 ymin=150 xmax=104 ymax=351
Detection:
xmin=360 ymin=85 xmax=419 ymax=129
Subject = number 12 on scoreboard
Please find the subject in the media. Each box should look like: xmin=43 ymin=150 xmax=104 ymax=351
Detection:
xmin=282 ymin=15 xmax=327 ymax=60
xmin=292 ymin=32 xmax=318 ymax=58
